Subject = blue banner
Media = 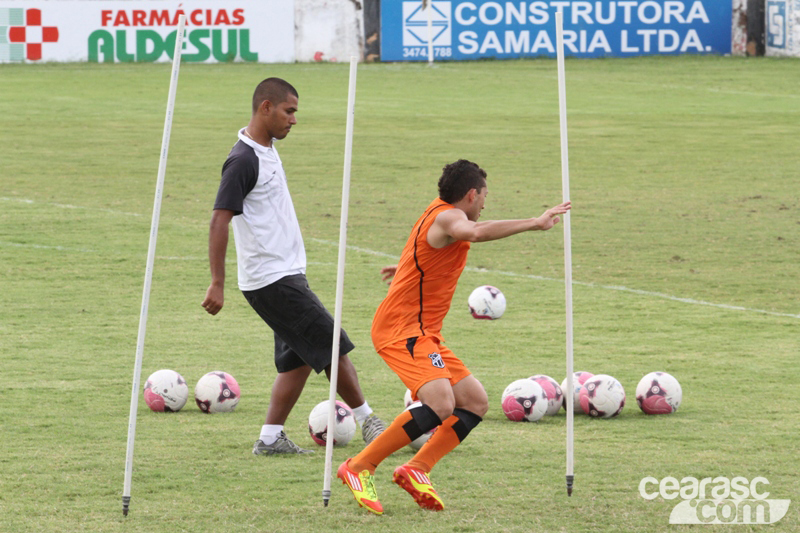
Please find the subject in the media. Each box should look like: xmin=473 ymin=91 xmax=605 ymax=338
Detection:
xmin=380 ymin=1 xmax=732 ymax=61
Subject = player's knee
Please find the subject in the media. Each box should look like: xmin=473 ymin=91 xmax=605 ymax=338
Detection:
xmin=427 ymin=397 xmax=456 ymax=422
xmin=327 ymin=354 xmax=351 ymax=374
xmin=458 ymin=384 xmax=488 ymax=417
xmin=471 ymin=389 xmax=489 ymax=417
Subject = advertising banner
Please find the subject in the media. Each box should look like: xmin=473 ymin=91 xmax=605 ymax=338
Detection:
xmin=0 ymin=1 xmax=294 ymax=63
xmin=381 ymin=0 xmax=732 ymax=61
xmin=766 ymin=0 xmax=800 ymax=56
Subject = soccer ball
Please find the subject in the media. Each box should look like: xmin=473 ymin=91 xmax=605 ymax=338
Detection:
xmin=143 ymin=369 xmax=188 ymax=412
xmin=501 ymin=379 xmax=547 ymax=422
xmin=529 ymin=374 xmax=563 ymax=416
xmin=468 ymin=285 xmax=506 ymax=319
xmin=636 ymin=372 xmax=682 ymax=414
xmin=405 ymin=401 xmax=438 ymax=450
xmin=561 ymin=371 xmax=594 ymax=413
xmin=308 ymin=400 xmax=357 ymax=447
xmin=579 ymin=374 xmax=625 ymax=418
xmin=403 ymin=388 xmax=414 ymax=408
xmin=194 ymin=371 xmax=240 ymax=413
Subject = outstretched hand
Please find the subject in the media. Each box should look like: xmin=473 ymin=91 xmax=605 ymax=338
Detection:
xmin=380 ymin=265 xmax=397 ymax=285
xmin=536 ymin=201 xmax=571 ymax=231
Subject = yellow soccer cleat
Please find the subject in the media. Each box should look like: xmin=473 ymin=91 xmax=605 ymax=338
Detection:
xmin=337 ymin=460 xmax=383 ymax=515
xmin=392 ymin=464 xmax=444 ymax=511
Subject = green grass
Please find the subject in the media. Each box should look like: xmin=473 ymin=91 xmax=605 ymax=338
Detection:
xmin=1 ymin=56 xmax=798 ymax=532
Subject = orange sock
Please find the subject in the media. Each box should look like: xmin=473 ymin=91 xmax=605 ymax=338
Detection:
xmin=349 ymin=410 xmax=414 ymax=474
xmin=407 ymin=408 xmax=483 ymax=473
xmin=406 ymin=414 xmax=461 ymax=473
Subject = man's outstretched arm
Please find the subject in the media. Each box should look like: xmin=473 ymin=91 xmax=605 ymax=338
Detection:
xmin=433 ymin=201 xmax=571 ymax=246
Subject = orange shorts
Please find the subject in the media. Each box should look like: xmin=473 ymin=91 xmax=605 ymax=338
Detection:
xmin=377 ymin=336 xmax=471 ymax=399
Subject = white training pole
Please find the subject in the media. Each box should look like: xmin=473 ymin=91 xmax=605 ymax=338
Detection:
xmin=322 ymin=55 xmax=358 ymax=508
xmin=426 ymin=0 xmax=434 ymax=66
xmin=122 ymin=15 xmax=185 ymax=517
xmin=555 ymin=11 xmax=575 ymax=497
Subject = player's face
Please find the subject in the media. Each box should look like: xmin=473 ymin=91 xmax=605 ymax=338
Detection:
xmin=468 ymin=186 xmax=488 ymax=221
xmin=266 ymin=94 xmax=298 ymax=140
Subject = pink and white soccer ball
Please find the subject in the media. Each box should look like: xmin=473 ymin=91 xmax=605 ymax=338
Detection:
xmin=405 ymin=401 xmax=438 ymax=450
xmin=143 ymin=369 xmax=189 ymax=412
xmin=194 ymin=371 xmax=240 ymax=413
xmin=468 ymin=285 xmax=506 ymax=320
xmin=579 ymin=374 xmax=625 ymax=418
xmin=561 ymin=371 xmax=594 ymax=413
xmin=528 ymin=374 xmax=563 ymax=416
xmin=501 ymin=379 xmax=547 ymax=422
xmin=403 ymin=388 xmax=414 ymax=408
xmin=308 ymin=400 xmax=357 ymax=447
xmin=636 ymin=372 xmax=682 ymax=414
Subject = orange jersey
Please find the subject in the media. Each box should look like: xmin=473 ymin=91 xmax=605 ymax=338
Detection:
xmin=371 ymin=198 xmax=471 ymax=351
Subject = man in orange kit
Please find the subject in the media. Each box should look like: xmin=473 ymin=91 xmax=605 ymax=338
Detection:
xmin=337 ymin=159 xmax=571 ymax=514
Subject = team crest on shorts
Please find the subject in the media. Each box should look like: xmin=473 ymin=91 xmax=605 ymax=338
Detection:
xmin=428 ymin=352 xmax=445 ymax=369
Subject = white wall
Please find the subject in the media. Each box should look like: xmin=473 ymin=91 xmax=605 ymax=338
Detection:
xmin=732 ymin=0 xmax=748 ymax=55
xmin=294 ymin=0 xmax=363 ymax=62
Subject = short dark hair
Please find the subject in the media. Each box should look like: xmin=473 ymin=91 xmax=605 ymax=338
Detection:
xmin=438 ymin=159 xmax=487 ymax=204
xmin=252 ymin=78 xmax=298 ymax=113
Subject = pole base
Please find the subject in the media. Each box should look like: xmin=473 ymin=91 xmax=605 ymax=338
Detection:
xmin=566 ymin=475 xmax=574 ymax=497
xmin=322 ymin=489 xmax=331 ymax=507
xmin=122 ymin=495 xmax=131 ymax=516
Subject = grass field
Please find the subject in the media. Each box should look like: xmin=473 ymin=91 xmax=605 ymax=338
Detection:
xmin=1 ymin=56 xmax=798 ymax=532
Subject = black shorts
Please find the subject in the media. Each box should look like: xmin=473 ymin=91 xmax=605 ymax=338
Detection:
xmin=242 ymin=274 xmax=355 ymax=374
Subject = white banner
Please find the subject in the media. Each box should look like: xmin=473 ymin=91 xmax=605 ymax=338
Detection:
xmin=766 ymin=0 xmax=800 ymax=56
xmin=0 ymin=1 xmax=294 ymax=63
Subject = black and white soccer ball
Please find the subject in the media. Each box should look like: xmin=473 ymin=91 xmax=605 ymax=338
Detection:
xmin=403 ymin=388 xmax=414 ymax=408
xmin=560 ymin=371 xmax=594 ymax=413
xmin=194 ymin=371 xmax=240 ymax=413
xmin=143 ymin=369 xmax=188 ymax=412
xmin=468 ymin=285 xmax=506 ymax=319
xmin=636 ymin=372 xmax=682 ymax=414
xmin=579 ymin=374 xmax=625 ymax=418
xmin=501 ymin=379 xmax=547 ymax=422
xmin=308 ymin=400 xmax=356 ymax=447
xmin=529 ymin=374 xmax=563 ymax=416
